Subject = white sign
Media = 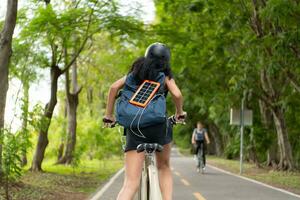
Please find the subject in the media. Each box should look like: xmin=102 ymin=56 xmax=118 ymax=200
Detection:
xmin=230 ymin=108 xmax=253 ymax=126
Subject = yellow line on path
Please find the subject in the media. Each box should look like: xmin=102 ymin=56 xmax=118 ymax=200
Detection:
xmin=193 ymin=192 xmax=206 ymax=200
xmin=180 ymin=178 xmax=190 ymax=186
xmin=174 ymin=171 xmax=181 ymax=177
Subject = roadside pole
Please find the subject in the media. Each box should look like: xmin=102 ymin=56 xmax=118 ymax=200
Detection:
xmin=240 ymin=91 xmax=246 ymax=175
xmin=230 ymin=91 xmax=251 ymax=175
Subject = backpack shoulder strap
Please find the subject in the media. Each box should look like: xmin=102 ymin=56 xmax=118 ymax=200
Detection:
xmin=156 ymin=72 xmax=166 ymax=94
xmin=124 ymin=73 xmax=138 ymax=92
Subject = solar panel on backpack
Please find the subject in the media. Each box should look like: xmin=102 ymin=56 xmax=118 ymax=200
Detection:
xmin=129 ymin=80 xmax=161 ymax=108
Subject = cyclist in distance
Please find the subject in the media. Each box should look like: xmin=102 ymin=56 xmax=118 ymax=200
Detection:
xmin=103 ymin=42 xmax=186 ymax=200
xmin=192 ymin=121 xmax=210 ymax=170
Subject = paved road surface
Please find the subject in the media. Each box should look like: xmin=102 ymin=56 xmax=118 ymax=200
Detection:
xmin=91 ymin=148 xmax=300 ymax=200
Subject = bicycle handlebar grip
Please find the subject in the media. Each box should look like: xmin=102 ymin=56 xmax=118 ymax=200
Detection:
xmin=169 ymin=115 xmax=177 ymax=125
xmin=168 ymin=115 xmax=186 ymax=125
xmin=103 ymin=118 xmax=113 ymax=123
xmin=178 ymin=114 xmax=185 ymax=120
xmin=102 ymin=118 xmax=116 ymax=128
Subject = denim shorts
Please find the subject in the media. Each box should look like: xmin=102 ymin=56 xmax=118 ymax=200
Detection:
xmin=124 ymin=119 xmax=173 ymax=152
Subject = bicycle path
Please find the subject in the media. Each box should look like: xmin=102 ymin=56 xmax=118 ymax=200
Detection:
xmin=90 ymin=148 xmax=300 ymax=200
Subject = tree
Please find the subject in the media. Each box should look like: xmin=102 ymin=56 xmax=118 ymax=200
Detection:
xmin=57 ymin=50 xmax=82 ymax=164
xmin=25 ymin=1 xmax=103 ymax=171
xmin=0 ymin=0 xmax=18 ymax=178
xmin=27 ymin=0 xmax=144 ymax=171
xmin=152 ymin=0 xmax=300 ymax=170
xmin=10 ymin=38 xmax=39 ymax=166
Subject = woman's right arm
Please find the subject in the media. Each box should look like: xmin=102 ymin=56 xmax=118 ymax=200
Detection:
xmin=191 ymin=130 xmax=196 ymax=144
xmin=205 ymin=131 xmax=210 ymax=144
xmin=104 ymin=76 xmax=126 ymax=121
xmin=165 ymin=76 xmax=184 ymax=117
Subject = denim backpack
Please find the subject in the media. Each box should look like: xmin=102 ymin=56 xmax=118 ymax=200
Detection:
xmin=194 ymin=128 xmax=206 ymax=141
xmin=115 ymin=72 xmax=166 ymax=129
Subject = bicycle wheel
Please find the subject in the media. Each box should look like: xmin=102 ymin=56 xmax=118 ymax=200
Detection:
xmin=138 ymin=163 xmax=149 ymax=200
xmin=197 ymin=144 xmax=204 ymax=174
xmin=148 ymin=165 xmax=163 ymax=200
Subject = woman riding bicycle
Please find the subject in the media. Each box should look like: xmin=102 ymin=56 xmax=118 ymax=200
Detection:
xmin=103 ymin=42 xmax=186 ymax=200
xmin=192 ymin=121 xmax=210 ymax=171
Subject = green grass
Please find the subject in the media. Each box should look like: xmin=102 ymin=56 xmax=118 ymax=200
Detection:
xmin=1 ymin=158 xmax=123 ymax=200
xmin=208 ymin=156 xmax=300 ymax=195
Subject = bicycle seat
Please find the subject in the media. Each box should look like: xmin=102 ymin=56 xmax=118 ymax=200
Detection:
xmin=137 ymin=143 xmax=164 ymax=153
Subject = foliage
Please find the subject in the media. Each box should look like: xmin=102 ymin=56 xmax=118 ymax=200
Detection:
xmin=2 ymin=131 xmax=22 ymax=181
xmin=1 ymin=129 xmax=24 ymax=199
xmin=152 ymin=0 xmax=300 ymax=169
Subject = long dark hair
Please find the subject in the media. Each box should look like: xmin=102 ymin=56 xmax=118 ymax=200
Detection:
xmin=129 ymin=56 xmax=173 ymax=83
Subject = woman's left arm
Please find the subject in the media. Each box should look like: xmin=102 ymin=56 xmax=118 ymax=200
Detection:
xmin=205 ymin=131 xmax=210 ymax=144
xmin=104 ymin=76 xmax=126 ymax=120
xmin=191 ymin=130 xmax=196 ymax=144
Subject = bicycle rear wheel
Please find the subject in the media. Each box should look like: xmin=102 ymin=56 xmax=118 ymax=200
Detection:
xmin=138 ymin=163 xmax=149 ymax=200
xmin=148 ymin=165 xmax=163 ymax=200
xmin=197 ymin=144 xmax=204 ymax=174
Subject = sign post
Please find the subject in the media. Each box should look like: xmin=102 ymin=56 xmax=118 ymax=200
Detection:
xmin=240 ymin=93 xmax=245 ymax=175
xmin=230 ymin=92 xmax=252 ymax=174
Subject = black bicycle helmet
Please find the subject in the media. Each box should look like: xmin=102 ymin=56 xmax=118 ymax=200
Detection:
xmin=144 ymin=42 xmax=170 ymax=63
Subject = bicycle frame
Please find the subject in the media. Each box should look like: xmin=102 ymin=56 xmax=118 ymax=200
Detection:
xmin=138 ymin=145 xmax=163 ymax=200
xmin=197 ymin=143 xmax=204 ymax=174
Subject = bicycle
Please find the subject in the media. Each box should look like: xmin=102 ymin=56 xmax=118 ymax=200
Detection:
xmin=103 ymin=115 xmax=185 ymax=200
xmin=196 ymin=142 xmax=204 ymax=174
xmin=137 ymin=115 xmax=185 ymax=200
xmin=137 ymin=143 xmax=163 ymax=200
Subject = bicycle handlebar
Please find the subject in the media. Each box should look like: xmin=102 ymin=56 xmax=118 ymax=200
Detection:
xmin=168 ymin=115 xmax=186 ymax=125
xmin=103 ymin=114 xmax=186 ymax=128
xmin=102 ymin=118 xmax=117 ymax=128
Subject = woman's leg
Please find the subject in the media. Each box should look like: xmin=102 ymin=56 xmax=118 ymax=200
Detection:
xmin=156 ymin=143 xmax=172 ymax=200
xmin=196 ymin=142 xmax=200 ymax=168
xmin=117 ymin=150 xmax=144 ymax=200
xmin=203 ymin=142 xmax=206 ymax=167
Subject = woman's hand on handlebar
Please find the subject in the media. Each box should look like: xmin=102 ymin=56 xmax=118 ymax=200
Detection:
xmin=103 ymin=115 xmax=116 ymax=128
xmin=175 ymin=111 xmax=187 ymax=123
xmin=169 ymin=111 xmax=186 ymax=125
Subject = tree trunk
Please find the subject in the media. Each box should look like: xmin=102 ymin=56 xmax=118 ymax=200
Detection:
xmin=58 ymin=93 xmax=78 ymax=164
xmin=286 ymin=70 xmax=300 ymax=93
xmin=208 ymin=122 xmax=223 ymax=156
xmin=21 ymin=152 xmax=28 ymax=167
xmin=259 ymin=100 xmax=278 ymax=167
xmin=57 ymin=143 xmax=64 ymax=161
xmin=267 ymin=141 xmax=278 ymax=168
xmin=248 ymin=145 xmax=260 ymax=167
xmin=30 ymin=65 xmax=62 ymax=171
xmin=258 ymin=100 xmax=272 ymax=130
xmin=21 ymin=82 xmax=29 ymax=167
xmin=259 ymin=67 xmax=293 ymax=170
xmin=0 ymin=0 xmax=18 ymax=178
xmin=87 ymin=86 xmax=93 ymax=116
xmin=271 ymin=106 xmax=294 ymax=170
xmin=57 ymin=99 xmax=67 ymax=162
xmin=58 ymin=62 xmax=80 ymax=164
xmin=248 ymin=128 xmax=261 ymax=167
